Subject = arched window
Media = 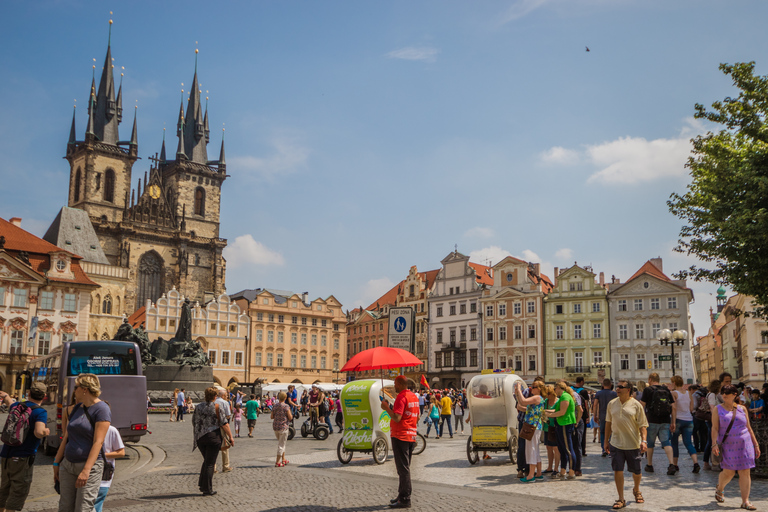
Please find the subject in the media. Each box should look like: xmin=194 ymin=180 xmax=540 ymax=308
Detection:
xmin=194 ymin=187 xmax=205 ymax=216
xmin=102 ymin=295 xmax=112 ymax=315
xmin=104 ymin=169 xmax=115 ymax=203
xmin=74 ymin=168 xmax=82 ymax=202
xmin=137 ymin=251 xmax=164 ymax=308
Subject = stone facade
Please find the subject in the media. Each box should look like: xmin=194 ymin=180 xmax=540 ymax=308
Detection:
xmin=481 ymin=257 xmax=552 ymax=383
xmin=395 ymin=266 xmax=438 ymax=384
xmin=83 ymin=261 xmax=129 ymax=340
xmin=141 ymin=288 xmax=249 ymax=387
xmin=232 ymin=289 xmax=346 ymax=385
xmin=427 ymin=251 xmax=492 ymax=389
xmin=717 ymin=294 xmax=768 ymax=387
xmin=607 ymin=258 xmax=695 ymax=384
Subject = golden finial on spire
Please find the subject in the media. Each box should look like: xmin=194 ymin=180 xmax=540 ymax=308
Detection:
xmin=195 ymin=49 xmax=199 ymax=54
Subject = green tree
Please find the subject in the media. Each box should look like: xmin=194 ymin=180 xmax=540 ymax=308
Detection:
xmin=668 ymin=62 xmax=768 ymax=318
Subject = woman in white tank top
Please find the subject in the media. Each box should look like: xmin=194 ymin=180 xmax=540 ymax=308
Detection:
xmin=669 ymin=376 xmax=700 ymax=472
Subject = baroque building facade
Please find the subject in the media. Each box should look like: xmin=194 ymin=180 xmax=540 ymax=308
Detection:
xmin=0 ymin=217 xmax=97 ymax=391
xmin=543 ymin=264 xmax=608 ymax=385
xmin=64 ymin=32 xmax=227 ymax=315
xmin=717 ymin=294 xmax=768 ymax=388
xmin=480 ymin=257 xmax=552 ymax=383
xmin=607 ymin=258 xmax=695 ymax=384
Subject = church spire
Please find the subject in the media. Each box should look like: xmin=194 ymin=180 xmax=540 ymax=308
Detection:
xmin=160 ymin=128 xmax=167 ymax=162
xmin=176 ymin=91 xmax=187 ymax=160
xmin=219 ymin=128 xmax=226 ymax=170
xmin=92 ymin=19 xmax=120 ymax=144
xmin=183 ymin=49 xmax=208 ymax=164
xmin=129 ymin=105 xmax=138 ymax=154
xmin=68 ymin=104 xmax=77 ymax=145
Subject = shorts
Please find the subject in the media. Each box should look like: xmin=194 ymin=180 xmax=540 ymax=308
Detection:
xmin=543 ymin=430 xmax=558 ymax=447
xmin=0 ymin=456 xmax=35 ymax=511
xmin=610 ymin=445 xmax=642 ymax=474
xmin=248 ymin=419 xmax=257 ymax=428
xmin=646 ymin=423 xmax=671 ymax=449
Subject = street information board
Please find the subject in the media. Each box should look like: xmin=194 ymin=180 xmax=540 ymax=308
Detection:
xmin=387 ymin=307 xmax=415 ymax=351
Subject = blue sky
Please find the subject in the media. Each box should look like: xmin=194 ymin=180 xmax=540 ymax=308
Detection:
xmin=2 ymin=1 xmax=767 ymax=339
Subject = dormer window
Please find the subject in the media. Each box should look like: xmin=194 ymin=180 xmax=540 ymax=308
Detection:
xmin=56 ymin=260 xmax=66 ymax=272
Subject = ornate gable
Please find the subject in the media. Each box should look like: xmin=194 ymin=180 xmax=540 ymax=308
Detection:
xmin=0 ymin=253 xmax=46 ymax=284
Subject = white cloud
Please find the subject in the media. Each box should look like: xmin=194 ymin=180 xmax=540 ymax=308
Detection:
xmin=223 ymin=234 xmax=285 ymax=268
xmin=469 ymin=246 xmax=512 ymax=266
xmin=585 ymin=135 xmax=692 ymax=185
xmin=540 ymin=146 xmax=580 ymax=165
xmin=521 ymin=249 xmax=542 ymax=263
xmin=500 ymin=0 xmax=551 ymax=23
xmin=386 ymin=47 xmax=439 ymax=62
xmin=229 ymin=137 xmax=308 ymax=181
xmin=555 ymin=248 xmax=573 ymax=260
xmin=353 ymin=277 xmax=396 ymax=309
xmin=464 ymin=227 xmax=495 ymax=238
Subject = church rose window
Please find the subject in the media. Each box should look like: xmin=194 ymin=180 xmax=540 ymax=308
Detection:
xmin=137 ymin=251 xmax=163 ymax=308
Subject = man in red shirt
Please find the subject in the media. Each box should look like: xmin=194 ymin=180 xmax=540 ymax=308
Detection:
xmin=381 ymin=375 xmax=419 ymax=509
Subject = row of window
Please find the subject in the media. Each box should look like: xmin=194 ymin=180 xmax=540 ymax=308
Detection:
xmin=485 ymin=301 xmax=536 ymax=317
xmin=485 ymin=325 xmax=537 ymax=341
xmin=435 ymin=301 xmax=478 ymax=317
xmin=254 ymin=330 xmax=340 ymax=348
xmin=436 ymin=327 xmax=477 ymax=343
xmin=434 ymin=349 xmax=478 ymax=368
xmin=350 ymin=323 xmax=384 ymax=335
xmin=554 ymin=323 xmax=602 ymax=339
xmin=553 ymin=302 xmax=602 ymax=314
xmin=488 ymin=354 xmax=537 ymax=372
xmin=350 ymin=339 xmax=384 ymax=353
xmin=618 ymin=322 xmax=678 ymax=340
xmin=551 ymin=351 xmax=682 ymax=371
xmin=554 ymin=351 xmax=604 ymax=368
xmin=0 ymin=288 xmax=78 ymax=311
xmin=0 ymin=330 xmax=74 ymax=356
xmin=208 ymin=350 xmax=243 ymax=366
xmin=258 ymin=298 xmax=331 ymax=313
xmin=255 ymin=312 xmax=336 ymax=329
xmin=617 ymin=297 xmax=678 ymax=312
xmin=252 ymin=352 xmax=340 ymax=370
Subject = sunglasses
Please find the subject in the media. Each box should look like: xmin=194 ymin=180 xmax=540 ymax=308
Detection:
xmin=615 ymin=385 xmax=629 ymax=390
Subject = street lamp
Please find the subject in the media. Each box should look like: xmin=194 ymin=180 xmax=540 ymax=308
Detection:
xmin=333 ymin=365 xmax=340 ymax=384
xmin=754 ymin=351 xmax=767 ymax=382
xmin=592 ymin=361 xmax=612 ymax=382
xmin=658 ymin=329 xmax=688 ymax=377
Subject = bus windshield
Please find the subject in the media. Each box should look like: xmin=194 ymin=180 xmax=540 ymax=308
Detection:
xmin=66 ymin=342 xmax=139 ymax=376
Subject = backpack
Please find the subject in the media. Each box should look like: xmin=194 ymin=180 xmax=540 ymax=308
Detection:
xmin=695 ymin=392 xmax=712 ymax=422
xmin=648 ymin=385 xmax=673 ymax=419
xmin=1 ymin=402 xmax=40 ymax=446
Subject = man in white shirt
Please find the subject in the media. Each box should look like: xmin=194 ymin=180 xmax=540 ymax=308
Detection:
xmin=215 ymin=388 xmax=233 ymax=472
xmin=176 ymin=388 xmax=186 ymax=422
xmin=93 ymin=426 xmax=125 ymax=512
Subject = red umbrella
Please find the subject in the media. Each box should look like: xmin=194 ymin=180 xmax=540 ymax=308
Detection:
xmin=341 ymin=346 xmax=422 ymax=372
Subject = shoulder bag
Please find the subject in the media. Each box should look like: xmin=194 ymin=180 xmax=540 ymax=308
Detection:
xmin=519 ymin=421 xmax=535 ymax=441
xmin=711 ymin=405 xmax=737 ymax=466
xmin=216 ymin=403 xmax=231 ymax=451
xmin=81 ymin=404 xmax=114 ymax=481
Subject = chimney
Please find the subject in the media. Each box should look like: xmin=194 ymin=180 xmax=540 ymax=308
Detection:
xmin=9 ymin=217 xmax=21 ymax=227
xmin=554 ymin=267 xmax=559 ymax=286
xmin=599 ymin=272 xmax=605 ymax=286
xmin=533 ymin=263 xmax=540 ymax=276
xmin=302 ymin=291 xmax=309 ymax=305
xmin=650 ymin=257 xmax=663 ymax=272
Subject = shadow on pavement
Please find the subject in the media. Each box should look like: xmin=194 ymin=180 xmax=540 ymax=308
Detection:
xmin=139 ymin=493 xmax=202 ymax=500
xmin=260 ymin=507 xmax=387 ymax=512
xmin=423 ymin=458 xmax=512 ymax=469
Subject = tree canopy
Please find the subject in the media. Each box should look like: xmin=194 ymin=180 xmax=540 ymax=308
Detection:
xmin=668 ymin=62 xmax=768 ymax=318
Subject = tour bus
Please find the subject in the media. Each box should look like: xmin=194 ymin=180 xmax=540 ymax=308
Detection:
xmin=26 ymin=341 xmax=148 ymax=455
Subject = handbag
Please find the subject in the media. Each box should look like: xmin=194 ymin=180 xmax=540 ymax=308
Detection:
xmin=81 ymin=405 xmax=115 ymax=481
xmin=711 ymin=405 xmax=737 ymax=466
xmin=520 ymin=421 xmax=536 ymax=441
xmin=216 ymin=403 xmax=232 ymax=451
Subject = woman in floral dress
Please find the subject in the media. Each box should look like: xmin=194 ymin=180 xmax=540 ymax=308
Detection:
xmin=712 ymin=385 xmax=761 ymax=510
xmin=515 ymin=380 xmax=545 ymax=482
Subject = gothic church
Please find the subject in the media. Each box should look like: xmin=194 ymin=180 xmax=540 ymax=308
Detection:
xmin=64 ymin=29 xmax=228 ymax=315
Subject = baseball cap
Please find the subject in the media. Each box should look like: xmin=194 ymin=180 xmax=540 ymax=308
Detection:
xmin=30 ymin=381 xmax=46 ymax=394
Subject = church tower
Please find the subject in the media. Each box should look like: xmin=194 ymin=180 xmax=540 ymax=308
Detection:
xmin=64 ymin=25 xmax=227 ymax=315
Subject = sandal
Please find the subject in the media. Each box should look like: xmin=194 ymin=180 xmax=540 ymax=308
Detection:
xmin=633 ymin=490 xmax=644 ymax=504
xmin=283 ymin=460 xmax=289 ymax=465
xmin=275 ymin=462 xmax=285 ymax=467
xmin=715 ymin=489 xmax=724 ymax=503
xmin=741 ymin=503 xmax=757 ymax=511
xmin=612 ymin=499 xmax=627 ymax=509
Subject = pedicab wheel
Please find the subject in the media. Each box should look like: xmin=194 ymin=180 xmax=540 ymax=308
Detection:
xmin=287 ymin=426 xmax=296 ymax=441
xmin=467 ymin=437 xmax=479 ymax=465
xmin=315 ymin=425 xmax=330 ymax=441
xmin=300 ymin=423 xmax=309 ymax=438
xmin=373 ymin=438 xmax=388 ymax=464
xmin=508 ymin=433 xmax=518 ymax=464
xmin=337 ymin=437 xmax=353 ymax=464
xmin=413 ymin=433 xmax=426 ymax=455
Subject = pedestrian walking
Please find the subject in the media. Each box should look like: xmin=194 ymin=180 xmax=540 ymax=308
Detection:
xmin=170 ymin=388 xmax=179 ymax=421
xmin=245 ymin=394 xmax=259 ymax=438
xmin=381 ymin=375 xmax=419 ymax=509
xmin=271 ymin=392 xmax=293 ymax=467
xmin=176 ymin=388 xmax=186 ymax=422
xmin=438 ymin=392 xmax=453 ymax=439
xmin=215 ymin=388 xmax=233 ymax=472
xmin=639 ymin=373 xmax=677 ymax=475
xmin=703 ymin=379 xmax=721 ymax=470
xmin=0 ymin=382 xmax=49 ymax=512
xmin=453 ymin=394 xmax=465 ymax=434
xmin=335 ymin=395 xmax=344 ymax=432
xmin=544 ymin=380 xmax=579 ymax=479
xmin=418 ymin=391 xmax=426 ymax=416
xmin=191 ymin=387 xmax=233 ymax=496
xmin=604 ymin=379 xmax=648 ymax=510
xmin=425 ymin=397 xmax=440 ymax=438
xmin=54 ymin=373 xmax=111 ymax=512
xmin=593 ymin=378 xmax=617 ymax=457
xmin=692 ymin=384 xmax=709 ymax=452
xmin=233 ymin=403 xmax=243 ymax=438
xmin=514 ymin=380 xmax=544 ymax=482
xmin=712 ymin=384 xmax=760 ymax=510
xmin=93 ymin=425 xmax=125 ymax=512
xmin=669 ymin=375 xmax=699 ymax=473
xmin=572 ymin=376 xmax=591 ymax=458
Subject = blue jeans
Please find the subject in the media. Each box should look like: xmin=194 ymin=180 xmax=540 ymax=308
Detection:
xmin=704 ymin=421 xmax=713 ymax=463
xmin=572 ymin=420 xmax=584 ymax=471
xmin=646 ymin=422 xmax=672 ymax=449
xmin=325 ymin=412 xmax=334 ymax=433
xmin=425 ymin=417 xmax=439 ymax=436
xmin=672 ymin=419 xmax=696 ymax=458
xmin=599 ymin=418 xmax=608 ymax=453
xmin=93 ymin=486 xmax=110 ymax=512
xmin=439 ymin=414 xmax=453 ymax=437
xmin=555 ymin=423 xmax=577 ymax=471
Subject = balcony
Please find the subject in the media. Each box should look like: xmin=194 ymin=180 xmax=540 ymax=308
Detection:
xmin=565 ymin=366 xmax=590 ymax=374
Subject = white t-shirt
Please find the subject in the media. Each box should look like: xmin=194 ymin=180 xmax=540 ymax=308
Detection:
xmin=100 ymin=426 xmax=125 ymax=488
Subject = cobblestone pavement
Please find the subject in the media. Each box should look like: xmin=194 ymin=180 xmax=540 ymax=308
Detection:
xmin=19 ymin=414 xmax=768 ymax=511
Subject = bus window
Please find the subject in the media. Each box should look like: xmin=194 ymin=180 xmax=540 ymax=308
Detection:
xmin=66 ymin=342 xmax=138 ymax=376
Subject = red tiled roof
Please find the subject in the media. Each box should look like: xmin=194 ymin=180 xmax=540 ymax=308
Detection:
xmin=627 ymin=260 xmax=671 ymax=283
xmin=540 ymin=273 xmax=554 ymax=294
xmin=366 ymin=280 xmax=404 ymax=311
xmin=419 ymin=269 xmax=440 ymax=288
xmin=128 ymin=307 xmax=146 ymax=329
xmin=0 ymin=217 xmax=97 ymax=287
xmin=468 ymin=262 xmax=493 ymax=286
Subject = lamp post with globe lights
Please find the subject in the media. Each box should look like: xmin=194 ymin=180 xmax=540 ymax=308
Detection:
xmin=658 ymin=328 xmax=688 ymax=377
xmin=754 ymin=351 xmax=767 ymax=383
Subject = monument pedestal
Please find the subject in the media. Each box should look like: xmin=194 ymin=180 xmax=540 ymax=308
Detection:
xmin=145 ymin=364 xmax=214 ymax=403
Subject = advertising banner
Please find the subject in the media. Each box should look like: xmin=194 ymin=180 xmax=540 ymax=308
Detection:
xmin=342 ymin=381 xmax=375 ymax=449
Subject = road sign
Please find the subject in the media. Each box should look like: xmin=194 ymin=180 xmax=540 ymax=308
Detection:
xmin=388 ymin=307 xmax=414 ymax=351
xmin=659 ymin=355 xmax=673 ymax=362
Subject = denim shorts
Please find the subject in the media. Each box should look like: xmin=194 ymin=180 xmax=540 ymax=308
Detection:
xmin=646 ymin=422 xmax=671 ymax=448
